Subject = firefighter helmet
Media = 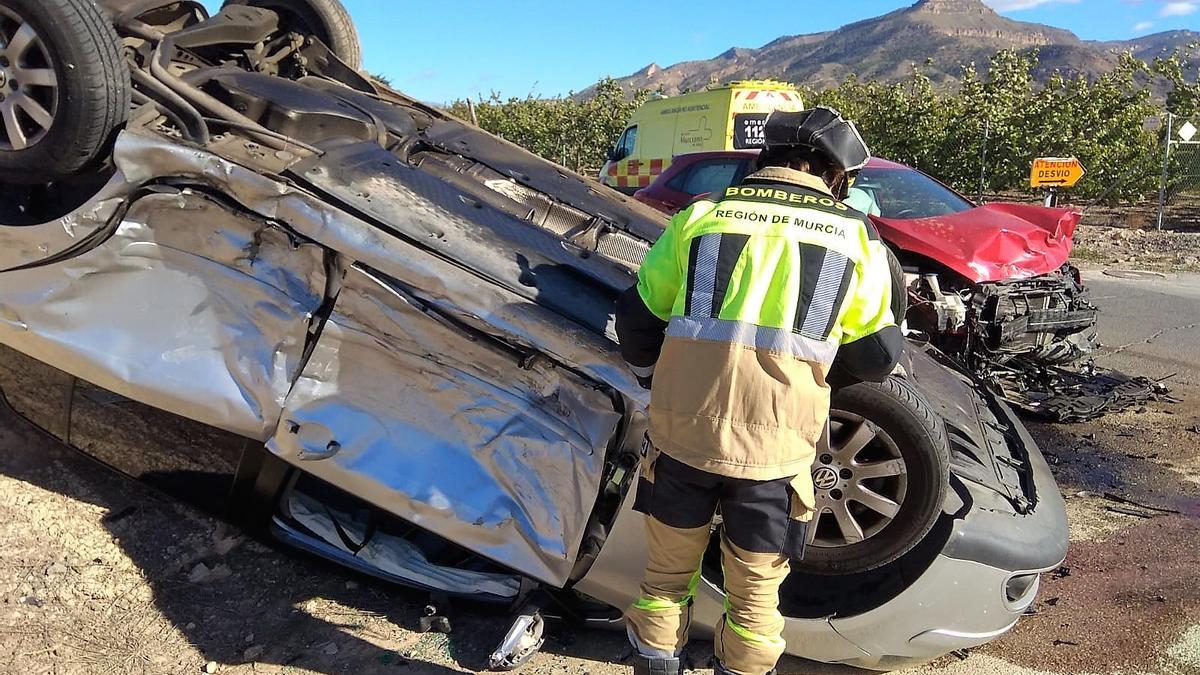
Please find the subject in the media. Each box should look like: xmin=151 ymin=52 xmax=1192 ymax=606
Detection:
xmin=763 ymin=107 xmax=871 ymax=173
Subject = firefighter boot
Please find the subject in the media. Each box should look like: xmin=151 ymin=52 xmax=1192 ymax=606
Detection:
xmin=632 ymin=656 xmax=680 ymax=675
xmin=713 ymin=659 xmax=776 ymax=675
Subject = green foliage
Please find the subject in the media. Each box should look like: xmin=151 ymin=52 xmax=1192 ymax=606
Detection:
xmin=1151 ymin=41 xmax=1200 ymax=120
xmin=812 ymin=49 xmax=1163 ymax=202
xmin=450 ymin=50 xmax=1199 ymax=203
xmin=448 ymin=79 xmax=657 ymax=173
xmin=1149 ymin=44 xmax=1200 ymax=199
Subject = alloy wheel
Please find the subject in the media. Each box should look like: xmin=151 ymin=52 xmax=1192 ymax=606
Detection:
xmin=0 ymin=6 xmax=59 ymax=151
xmin=808 ymin=412 xmax=909 ymax=547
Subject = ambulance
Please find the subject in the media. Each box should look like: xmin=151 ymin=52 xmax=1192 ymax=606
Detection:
xmin=600 ymin=80 xmax=804 ymax=194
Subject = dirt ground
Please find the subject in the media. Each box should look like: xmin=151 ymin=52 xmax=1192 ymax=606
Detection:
xmin=1072 ymin=224 xmax=1200 ymax=273
xmin=2 ymin=272 xmax=1200 ymax=674
xmin=8 ymin=389 xmax=1199 ymax=675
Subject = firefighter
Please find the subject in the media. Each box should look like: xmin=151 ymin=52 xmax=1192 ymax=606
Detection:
xmin=614 ymin=107 xmax=904 ymax=675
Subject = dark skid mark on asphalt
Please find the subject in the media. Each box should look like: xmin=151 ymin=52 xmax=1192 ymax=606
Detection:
xmin=1176 ymin=497 xmax=1200 ymax=518
xmin=980 ymin=418 xmax=1200 ymax=674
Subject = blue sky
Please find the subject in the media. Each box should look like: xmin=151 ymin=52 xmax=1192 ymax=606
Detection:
xmin=201 ymin=1 xmax=1198 ymax=103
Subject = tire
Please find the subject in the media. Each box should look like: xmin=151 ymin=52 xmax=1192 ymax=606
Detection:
xmin=795 ymin=376 xmax=950 ymax=575
xmin=0 ymin=0 xmax=129 ymax=184
xmin=886 ymin=245 xmax=908 ymax=326
xmin=225 ymin=0 xmax=362 ymax=70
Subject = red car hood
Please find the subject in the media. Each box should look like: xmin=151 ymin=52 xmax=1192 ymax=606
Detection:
xmin=872 ymin=203 xmax=1081 ymax=283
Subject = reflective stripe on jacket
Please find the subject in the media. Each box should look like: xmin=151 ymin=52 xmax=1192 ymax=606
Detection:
xmin=616 ymin=167 xmax=902 ymax=493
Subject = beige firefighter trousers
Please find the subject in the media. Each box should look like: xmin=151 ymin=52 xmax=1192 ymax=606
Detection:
xmin=625 ymin=451 xmax=800 ymax=675
xmin=626 ymin=515 xmax=791 ymax=674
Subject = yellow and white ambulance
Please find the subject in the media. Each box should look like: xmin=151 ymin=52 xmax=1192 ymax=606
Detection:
xmin=600 ymin=79 xmax=803 ymax=193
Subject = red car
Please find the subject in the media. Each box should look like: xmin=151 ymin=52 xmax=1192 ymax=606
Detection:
xmin=635 ymin=151 xmax=1097 ymax=419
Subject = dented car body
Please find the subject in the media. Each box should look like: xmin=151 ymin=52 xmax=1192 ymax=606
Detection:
xmin=0 ymin=0 xmax=1067 ymax=669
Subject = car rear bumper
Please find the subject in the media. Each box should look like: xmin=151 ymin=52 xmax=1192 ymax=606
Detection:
xmin=941 ymin=393 xmax=1070 ymax=571
xmin=711 ymin=554 xmax=1033 ymax=669
xmin=577 ymin=493 xmax=1053 ymax=668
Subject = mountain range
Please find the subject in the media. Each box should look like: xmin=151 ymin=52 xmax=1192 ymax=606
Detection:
xmin=598 ymin=0 xmax=1198 ymax=95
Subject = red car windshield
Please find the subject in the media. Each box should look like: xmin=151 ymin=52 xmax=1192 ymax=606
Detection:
xmin=855 ymin=167 xmax=975 ymax=220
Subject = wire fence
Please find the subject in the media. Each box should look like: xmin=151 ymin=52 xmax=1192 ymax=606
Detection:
xmin=977 ymin=114 xmax=1200 ymax=232
xmin=1156 ymin=114 xmax=1200 ymax=231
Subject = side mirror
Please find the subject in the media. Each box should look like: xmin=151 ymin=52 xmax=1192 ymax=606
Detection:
xmin=607 ymin=147 xmax=622 ymax=162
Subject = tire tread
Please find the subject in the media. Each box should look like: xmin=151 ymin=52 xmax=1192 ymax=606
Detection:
xmin=0 ymin=0 xmax=129 ymax=181
xmin=225 ymin=0 xmax=362 ymax=70
xmin=800 ymin=375 xmax=951 ymax=574
xmin=65 ymin=0 xmax=129 ymax=168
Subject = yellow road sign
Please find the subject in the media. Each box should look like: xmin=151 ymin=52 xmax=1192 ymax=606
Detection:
xmin=1030 ymin=157 xmax=1086 ymax=188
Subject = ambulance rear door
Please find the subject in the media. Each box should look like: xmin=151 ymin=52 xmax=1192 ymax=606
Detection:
xmin=727 ymin=87 xmax=804 ymax=151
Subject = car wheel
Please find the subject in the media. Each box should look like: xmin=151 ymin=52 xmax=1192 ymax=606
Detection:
xmin=795 ymin=376 xmax=950 ymax=575
xmin=224 ymin=0 xmax=362 ymax=70
xmin=0 ymin=0 xmax=129 ymax=184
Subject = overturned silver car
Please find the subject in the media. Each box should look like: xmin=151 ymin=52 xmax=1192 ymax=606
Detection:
xmin=0 ymin=0 xmax=1068 ymax=669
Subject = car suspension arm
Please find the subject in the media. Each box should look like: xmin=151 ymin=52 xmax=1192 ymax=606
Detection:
xmin=129 ymin=67 xmax=210 ymax=145
xmin=150 ymin=34 xmax=296 ymax=153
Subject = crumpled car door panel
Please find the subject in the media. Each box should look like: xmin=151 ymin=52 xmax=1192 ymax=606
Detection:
xmin=0 ymin=190 xmax=327 ymax=440
xmin=268 ymin=265 xmax=620 ymax=586
xmin=0 ymin=173 xmax=134 ymax=273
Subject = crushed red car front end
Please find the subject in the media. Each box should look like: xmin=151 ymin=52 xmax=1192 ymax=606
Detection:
xmin=863 ymin=180 xmax=1148 ymax=421
xmin=873 ymin=201 xmax=1081 ymax=284
xmin=872 ymin=199 xmax=1097 ymax=367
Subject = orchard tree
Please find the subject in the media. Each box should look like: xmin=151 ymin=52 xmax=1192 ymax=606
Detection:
xmin=449 ymin=79 xmax=656 ymax=173
xmin=440 ymin=49 xmax=1198 ymax=204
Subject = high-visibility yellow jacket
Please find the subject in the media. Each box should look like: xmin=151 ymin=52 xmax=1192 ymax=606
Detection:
xmin=615 ymin=167 xmax=903 ymax=511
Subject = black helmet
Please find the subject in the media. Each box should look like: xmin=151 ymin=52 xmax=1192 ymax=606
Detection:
xmin=763 ymin=107 xmax=870 ymax=173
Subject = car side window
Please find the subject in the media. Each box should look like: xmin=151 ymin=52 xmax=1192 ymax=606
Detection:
xmin=666 ymin=165 xmax=691 ymax=192
xmin=845 ymin=186 xmax=882 ymax=217
xmin=678 ymin=160 xmax=743 ymax=197
xmin=614 ymin=126 xmax=637 ymax=160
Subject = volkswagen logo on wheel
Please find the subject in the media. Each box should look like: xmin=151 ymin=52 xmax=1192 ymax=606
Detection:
xmin=812 ymin=466 xmax=839 ymax=491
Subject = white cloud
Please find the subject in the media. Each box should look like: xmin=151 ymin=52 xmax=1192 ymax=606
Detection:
xmin=1133 ymin=20 xmax=1156 ymax=30
xmin=1160 ymin=1 xmax=1197 ymax=15
xmin=984 ymin=0 xmax=1079 ymax=9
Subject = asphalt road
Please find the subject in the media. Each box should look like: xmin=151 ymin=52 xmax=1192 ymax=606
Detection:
xmin=0 ymin=267 xmax=1197 ymax=675
xmin=1085 ymin=267 xmax=1200 ymax=387
xmin=975 ymin=266 xmax=1200 ymax=675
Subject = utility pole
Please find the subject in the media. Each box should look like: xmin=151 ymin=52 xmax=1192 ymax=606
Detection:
xmin=467 ymin=98 xmax=479 ymax=126
xmin=977 ymin=118 xmax=990 ymax=203
xmin=1157 ymin=112 xmax=1173 ymax=231
xmin=1043 ymin=187 xmax=1058 ymax=208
